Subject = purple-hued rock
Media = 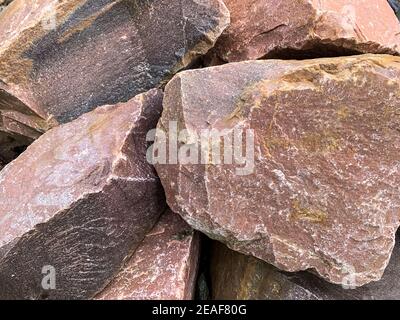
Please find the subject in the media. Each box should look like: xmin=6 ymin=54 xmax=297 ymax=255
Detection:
xmin=96 ymin=209 xmax=200 ymax=300
xmin=155 ymin=54 xmax=400 ymax=287
xmin=0 ymin=89 xmax=165 ymax=300
xmin=211 ymin=235 xmax=400 ymax=300
xmin=209 ymin=0 xmax=400 ymax=63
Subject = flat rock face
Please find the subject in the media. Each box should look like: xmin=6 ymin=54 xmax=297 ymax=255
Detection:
xmin=96 ymin=209 xmax=200 ymax=300
xmin=211 ymin=237 xmax=400 ymax=300
xmin=155 ymin=54 xmax=400 ymax=287
xmin=0 ymin=89 xmax=166 ymax=300
xmin=0 ymin=0 xmax=229 ymax=163
xmin=211 ymin=0 xmax=400 ymax=62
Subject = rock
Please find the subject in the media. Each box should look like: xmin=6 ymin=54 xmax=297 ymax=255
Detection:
xmin=0 ymin=89 xmax=166 ymax=300
xmin=154 ymin=54 xmax=400 ymax=287
xmin=211 ymin=236 xmax=400 ymax=300
xmin=210 ymin=0 xmax=400 ymax=62
xmin=0 ymin=0 xmax=229 ymax=163
xmin=96 ymin=209 xmax=200 ymax=300
xmin=389 ymin=0 xmax=400 ymax=19
xmin=0 ymin=103 xmax=50 ymax=163
xmin=211 ymin=241 xmax=319 ymax=300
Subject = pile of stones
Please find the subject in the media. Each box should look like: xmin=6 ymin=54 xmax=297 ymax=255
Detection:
xmin=1 ymin=0 xmax=400 ymax=300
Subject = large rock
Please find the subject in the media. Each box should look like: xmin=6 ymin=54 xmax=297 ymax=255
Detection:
xmin=211 ymin=237 xmax=400 ymax=300
xmin=96 ymin=209 xmax=200 ymax=300
xmin=0 ymin=0 xmax=229 ymax=163
xmin=210 ymin=0 xmax=400 ymax=62
xmin=154 ymin=54 xmax=400 ymax=287
xmin=0 ymin=89 xmax=166 ymax=300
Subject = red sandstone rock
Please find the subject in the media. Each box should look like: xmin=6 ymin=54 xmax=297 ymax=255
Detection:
xmin=0 ymin=0 xmax=229 ymax=163
xmin=155 ymin=54 xmax=400 ymax=287
xmin=0 ymin=0 xmax=12 ymax=12
xmin=0 ymin=89 xmax=166 ymax=300
xmin=96 ymin=209 xmax=200 ymax=300
xmin=211 ymin=0 xmax=400 ymax=62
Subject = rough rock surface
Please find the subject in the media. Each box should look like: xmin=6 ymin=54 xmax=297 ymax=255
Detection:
xmin=155 ymin=54 xmax=400 ymax=287
xmin=211 ymin=238 xmax=400 ymax=300
xmin=0 ymin=0 xmax=229 ymax=163
xmin=96 ymin=209 xmax=200 ymax=300
xmin=210 ymin=0 xmax=400 ymax=62
xmin=211 ymin=241 xmax=319 ymax=300
xmin=0 ymin=89 xmax=166 ymax=300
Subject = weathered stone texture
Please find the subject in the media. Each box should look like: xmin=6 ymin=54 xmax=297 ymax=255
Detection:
xmin=211 ymin=237 xmax=400 ymax=300
xmin=155 ymin=54 xmax=400 ymax=287
xmin=0 ymin=0 xmax=229 ymax=163
xmin=211 ymin=241 xmax=319 ymax=300
xmin=96 ymin=209 xmax=200 ymax=300
xmin=0 ymin=0 xmax=13 ymax=10
xmin=0 ymin=89 xmax=166 ymax=299
xmin=211 ymin=0 xmax=400 ymax=62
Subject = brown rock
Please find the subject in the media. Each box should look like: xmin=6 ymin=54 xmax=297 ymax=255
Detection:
xmin=0 ymin=89 xmax=166 ymax=300
xmin=0 ymin=0 xmax=229 ymax=163
xmin=211 ymin=0 xmax=400 ymax=62
xmin=211 ymin=236 xmax=400 ymax=300
xmin=96 ymin=209 xmax=200 ymax=300
xmin=155 ymin=54 xmax=400 ymax=287
xmin=211 ymin=241 xmax=319 ymax=300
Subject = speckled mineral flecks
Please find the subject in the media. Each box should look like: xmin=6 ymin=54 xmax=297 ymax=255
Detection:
xmin=96 ymin=209 xmax=200 ymax=300
xmin=209 ymin=0 xmax=400 ymax=62
xmin=211 ymin=236 xmax=400 ymax=300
